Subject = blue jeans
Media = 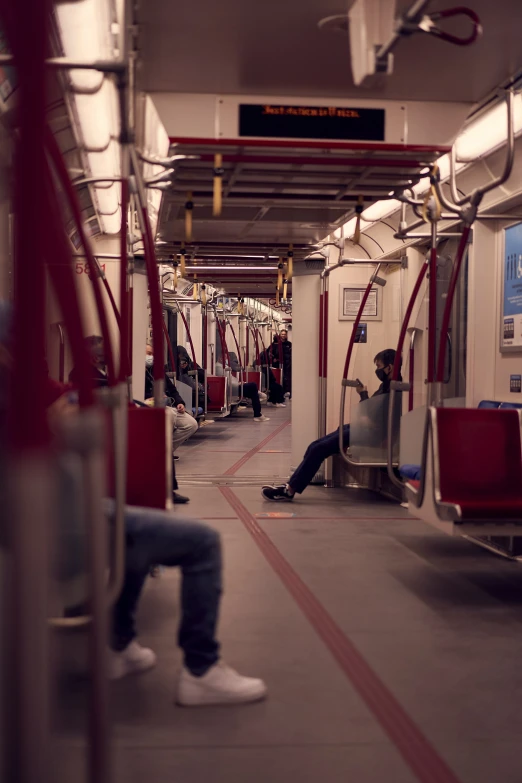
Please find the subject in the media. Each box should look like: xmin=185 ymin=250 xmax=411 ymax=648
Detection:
xmin=109 ymin=503 xmax=222 ymax=675
xmin=289 ymin=425 xmax=350 ymax=494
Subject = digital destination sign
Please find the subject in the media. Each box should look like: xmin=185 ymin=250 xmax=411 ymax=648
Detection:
xmin=239 ymin=104 xmax=385 ymax=142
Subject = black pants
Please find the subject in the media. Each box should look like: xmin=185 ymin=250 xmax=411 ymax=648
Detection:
xmin=268 ymin=370 xmax=285 ymax=404
xmin=242 ymin=381 xmax=261 ymax=417
xmin=290 ymin=425 xmax=350 ymax=494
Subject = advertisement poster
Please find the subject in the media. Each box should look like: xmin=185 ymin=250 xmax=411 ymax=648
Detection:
xmin=501 ymin=223 xmax=522 ymax=352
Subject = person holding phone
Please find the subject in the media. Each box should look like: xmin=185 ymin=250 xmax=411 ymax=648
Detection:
xmin=261 ymin=349 xmax=397 ymax=502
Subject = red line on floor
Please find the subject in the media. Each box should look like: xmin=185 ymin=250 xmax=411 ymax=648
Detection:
xmin=219 ymin=486 xmax=463 ymax=783
xmin=277 ymin=516 xmax=418 ymax=521
xmin=223 ymin=419 xmax=291 ymax=476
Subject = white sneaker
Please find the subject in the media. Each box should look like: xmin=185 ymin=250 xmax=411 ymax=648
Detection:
xmin=176 ymin=661 xmax=267 ymax=706
xmin=253 ymin=415 xmax=270 ymax=422
xmin=258 ymin=392 xmax=267 ymax=402
xmin=266 ymin=401 xmax=275 ymax=407
xmin=275 ymin=403 xmax=286 ymax=408
xmin=108 ymin=641 xmax=157 ymax=681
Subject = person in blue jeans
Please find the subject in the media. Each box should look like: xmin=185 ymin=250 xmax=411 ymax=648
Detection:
xmin=261 ymin=349 xmax=396 ymax=502
xmin=107 ymin=501 xmax=267 ymax=706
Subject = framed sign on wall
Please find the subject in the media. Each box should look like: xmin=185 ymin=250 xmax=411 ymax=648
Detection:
xmin=501 ymin=222 xmax=522 ymax=353
xmin=339 ymin=284 xmax=382 ymax=321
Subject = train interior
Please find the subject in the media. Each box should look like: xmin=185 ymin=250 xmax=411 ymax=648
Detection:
xmin=2 ymin=0 xmax=522 ymax=781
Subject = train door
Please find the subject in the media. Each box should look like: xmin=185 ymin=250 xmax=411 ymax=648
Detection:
xmin=435 ymin=238 xmax=469 ymax=403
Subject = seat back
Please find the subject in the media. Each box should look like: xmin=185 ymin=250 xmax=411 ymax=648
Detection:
xmin=434 ymin=408 xmax=522 ymax=504
xmin=207 ymin=375 xmax=227 ymax=411
xmin=477 ymin=400 xmax=501 ymax=409
xmin=499 ymin=402 xmax=522 ymax=410
xmin=271 ymin=367 xmax=282 ymax=384
xmin=107 ymin=406 xmax=171 ymax=509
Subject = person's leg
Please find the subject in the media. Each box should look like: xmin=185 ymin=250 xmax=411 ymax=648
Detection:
xmin=110 ymin=506 xmax=267 ymax=704
xmin=112 ymin=507 xmax=221 ymax=673
xmin=171 ymin=410 xmax=198 ymax=452
xmin=243 ymin=382 xmax=262 ymax=417
xmin=262 ymin=425 xmax=350 ymax=500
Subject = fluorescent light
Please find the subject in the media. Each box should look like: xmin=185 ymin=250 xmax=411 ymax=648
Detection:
xmin=55 ymin=0 xmax=109 ymax=91
xmin=456 ymin=94 xmax=522 ymax=162
xmin=100 ymin=210 xmax=122 ymax=234
xmin=186 ymin=266 xmax=278 ymax=271
xmin=361 ymin=198 xmax=401 ymax=222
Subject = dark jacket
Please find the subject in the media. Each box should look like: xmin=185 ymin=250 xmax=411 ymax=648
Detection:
xmin=358 ymin=376 xmax=393 ymax=402
xmin=145 ymin=365 xmax=184 ymax=407
xmin=69 ymin=363 xmax=108 ymax=388
xmin=270 ymin=339 xmax=291 ymax=369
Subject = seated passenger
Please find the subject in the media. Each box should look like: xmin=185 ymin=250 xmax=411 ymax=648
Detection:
xmin=178 ymin=356 xmax=205 ymax=412
xmin=262 ymin=349 xmax=397 ymax=501
xmin=215 ymin=359 xmax=269 ymax=422
xmin=33 ymin=369 xmax=268 ymax=706
xmin=145 ymin=345 xmax=198 ymax=482
xmin=106 ymin=501 xmax=267 ymax=705
xmin=69 ymin=334 xmax=108 ymax=387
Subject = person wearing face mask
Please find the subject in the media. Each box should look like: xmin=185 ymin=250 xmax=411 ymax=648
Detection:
xmin=261 ymin=349 xmax=398 ymax=502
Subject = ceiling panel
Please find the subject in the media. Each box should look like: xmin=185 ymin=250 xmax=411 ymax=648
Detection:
xmin=138 ymin=0 xmax=522 ymax=104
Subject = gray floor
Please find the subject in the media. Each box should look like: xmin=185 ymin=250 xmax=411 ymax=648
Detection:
xmin=54 ymin=404 xmax=522 ymax=783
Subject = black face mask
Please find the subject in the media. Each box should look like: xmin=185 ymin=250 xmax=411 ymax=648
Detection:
xmin=375 ymin=367 xmax=389 ymax=382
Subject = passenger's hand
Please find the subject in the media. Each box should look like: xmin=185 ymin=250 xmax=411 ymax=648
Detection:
xmin=177 ymin=403 xmax=185 ymax=413
xmin=355 ymin=383 xmax=367 ymax=394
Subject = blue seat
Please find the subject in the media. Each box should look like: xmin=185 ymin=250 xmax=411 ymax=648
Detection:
xmin=478 ymin=400 xmax=501 ymax=409
xmin=499 ymin=402 xmax=522 ymax=410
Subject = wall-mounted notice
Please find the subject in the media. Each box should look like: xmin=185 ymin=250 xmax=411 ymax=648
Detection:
xmin=510 ymin=375 xmax=522 ymax=393
xmin=339 ymin=285 xmax=382 ymax=321
xmin=501 ymin=223 xmax=522 ymax=352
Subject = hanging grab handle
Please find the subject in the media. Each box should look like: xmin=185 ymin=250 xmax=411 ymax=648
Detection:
xmin=424 ymin=7 xmax=482 ymax=47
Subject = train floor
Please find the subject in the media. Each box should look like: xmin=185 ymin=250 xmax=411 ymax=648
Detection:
xmin=55 ymin=404 xmax=522 ymax=783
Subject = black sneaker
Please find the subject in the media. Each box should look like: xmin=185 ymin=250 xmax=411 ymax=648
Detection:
xmin=261 ymin=485 xmax=294 ymax=502
xmin=173 ymin=492 xmax=190 ymax=504
xmin=173 ymin=455 xmax=180 ymax=461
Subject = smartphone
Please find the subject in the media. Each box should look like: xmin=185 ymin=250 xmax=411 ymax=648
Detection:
xmin=355 ymin=378 xmax=362 ymax=387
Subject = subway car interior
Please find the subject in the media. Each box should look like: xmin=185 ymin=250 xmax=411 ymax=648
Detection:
xmin=3 ymin=0 xmax=522 ymax=781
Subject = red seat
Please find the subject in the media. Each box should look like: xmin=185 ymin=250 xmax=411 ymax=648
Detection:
xmin=271 ymin=368 xmax=282 ymax=384
xmin=436 ymin=408 xmax=522 ymax=520
xmin=107 ymin=407 xmax=170 ymax=509
xmin=246 ymin=371 xmax=261 ymax=387
xmin=207 ymin=375 xmax=226 ymax=412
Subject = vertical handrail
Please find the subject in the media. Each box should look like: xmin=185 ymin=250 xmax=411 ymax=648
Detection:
xmin=46 ymin=129 xmax=117 ymax=386
xmin=174 ymin=301 xmax=198 ymax=371
xmin=408 ymin=330 xmax=416 ymax=412
xmin=386 ymin=260 xmax=429 ymax=489
xmin=435 ymin=225 xmax=472 ymax=383
xmin=130 ymin=146 xmax=165 ymax=405
xmin=227 ymin=318 xmax=245 ymax=401
xmin=56 ymin=323 xmax=65 ymax=383
xmin=338 ymin=265 xmax=381 ymax=465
